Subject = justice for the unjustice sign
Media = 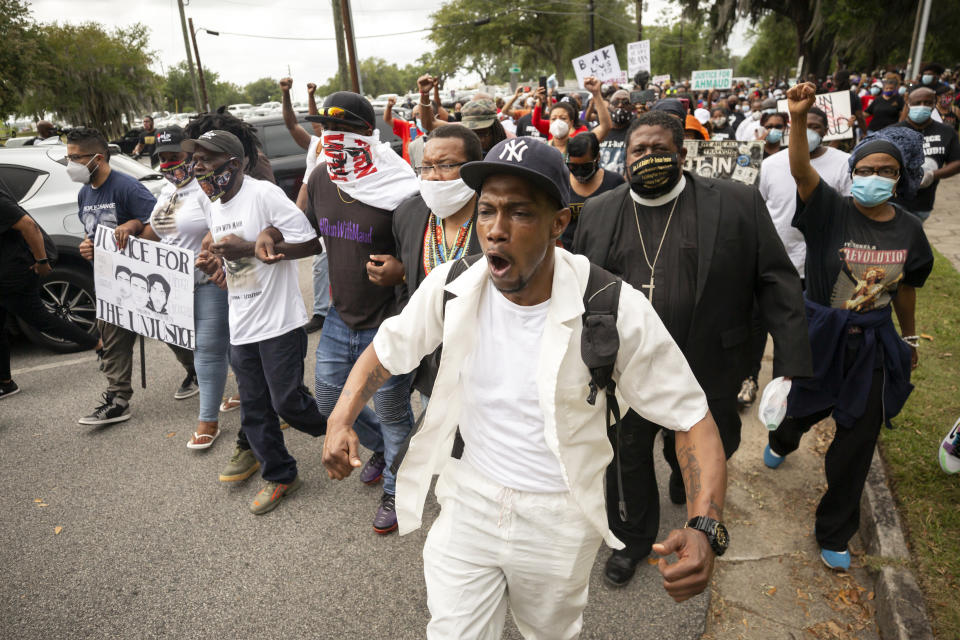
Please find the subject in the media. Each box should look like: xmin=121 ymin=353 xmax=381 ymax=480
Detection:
xmin=571 ymin=45 xmax=622 ymax=88
xmin=776 ymin=90 xmax=853 ymax=141
xmin=93 ymin=226 xmax=196 ymax=349
xmin=690 ymin=68 xmax=733 ymax=90
xmin=683 ymin=140 xmax=764 ymax=186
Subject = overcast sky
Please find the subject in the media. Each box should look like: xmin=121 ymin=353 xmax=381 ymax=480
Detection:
xmin=28 ymin=0 xmax=751 ymax=102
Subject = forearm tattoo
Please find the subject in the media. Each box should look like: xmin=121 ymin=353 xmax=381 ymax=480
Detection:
xmin=677 ymin=443 xmax=703 ymax=503
xmin=359 ymin=363 xmax=391 ymax=402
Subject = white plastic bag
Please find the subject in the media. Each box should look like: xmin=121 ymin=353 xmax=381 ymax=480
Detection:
xmin=757 ymin=377 xmax=792 ymax=431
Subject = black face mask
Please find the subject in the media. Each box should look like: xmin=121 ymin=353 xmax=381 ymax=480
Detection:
xmin=567 ymin=160 xmax=598 ymax=183
xmin=611 ymin=108 xmax=633 ymax=126
xmin=628 ymin=153 xmax=681 ymax=197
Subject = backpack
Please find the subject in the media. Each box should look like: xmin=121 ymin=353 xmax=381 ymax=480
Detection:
xmin=391 ymin=254 xmax=630 ymax=520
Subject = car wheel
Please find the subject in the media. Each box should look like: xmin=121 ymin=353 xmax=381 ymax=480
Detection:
xmin=17 ymin=266 xmax=99 ymax=353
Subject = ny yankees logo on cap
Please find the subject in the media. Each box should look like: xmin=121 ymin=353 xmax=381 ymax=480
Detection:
xmin=499 ymin=139 xmax=529 ymax=163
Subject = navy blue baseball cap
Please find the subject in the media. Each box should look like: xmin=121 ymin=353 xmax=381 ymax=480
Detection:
xmin=460 ymin=137 xmax=571 ymax=208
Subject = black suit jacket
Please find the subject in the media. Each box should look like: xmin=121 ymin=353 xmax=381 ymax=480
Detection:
xmin=572 ymin=173 xmax=812 ymax=399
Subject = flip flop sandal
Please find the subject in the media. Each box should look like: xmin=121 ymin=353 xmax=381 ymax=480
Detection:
xmin=187 ymin=430 xmax=221 ymax=450
xmin=219 ymin=396 xmax=241 ymax=413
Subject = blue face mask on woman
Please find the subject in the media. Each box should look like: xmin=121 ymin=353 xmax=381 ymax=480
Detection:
xmin=870 ymin=86 xmax=881 ymax=96
xmin=909 ymin=106 xmax=933 ymax=123
xmin=766 ymin=129 xmax=783 ymax=144
xmin=851 ymin=175 xmax=897 ymax=207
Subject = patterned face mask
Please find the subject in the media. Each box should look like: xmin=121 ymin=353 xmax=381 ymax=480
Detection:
xmin=160 ymin=159 xmax=192 ymax=188
xmin=194 ymin=158 xmax=237 ymax=202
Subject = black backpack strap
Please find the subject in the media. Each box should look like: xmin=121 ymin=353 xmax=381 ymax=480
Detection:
xmin=580 ymin=262 xmax=628 ymax=520
xmin=390 ymin=253 xmax=484 ymax=476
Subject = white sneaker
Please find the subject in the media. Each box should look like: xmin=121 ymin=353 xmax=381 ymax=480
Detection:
xmin=939 ymin=417 xmax=960 ymax=474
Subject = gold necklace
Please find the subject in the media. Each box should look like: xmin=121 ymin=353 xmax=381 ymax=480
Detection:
xmin=632 ymin=194 xmax=680 ymax=303
xmin=336 ymin=186 xmax=355 ymax=204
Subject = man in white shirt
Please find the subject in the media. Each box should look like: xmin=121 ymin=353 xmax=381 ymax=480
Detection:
xmin=190 ymin=130 xmax=327 ymax=515
xmin=319 ymin=138 xmax=729 ymax=638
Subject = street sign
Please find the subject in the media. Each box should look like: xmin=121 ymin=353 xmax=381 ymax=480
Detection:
xmin=691 ymin=68 xmax=733 ymax=90
xmin=509 ymin=66 xmax=521 ymax=74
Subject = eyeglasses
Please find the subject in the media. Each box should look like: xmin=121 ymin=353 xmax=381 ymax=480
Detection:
xmin=853 ymin=166 xmax=900 ymax=178
xmin=66 ymin=153 xmax=97 ymax=162
xmin=610 ymin=99 xmax=630 ymax=107
xmin=414 ymin=162 xmax=466 ymax=177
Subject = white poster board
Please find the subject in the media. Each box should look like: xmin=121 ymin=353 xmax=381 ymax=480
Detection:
xmin=93 ymin=226 xmax=196 ymax=350
xmin=627 ymin=40 xmax=651 ymax=77
xmin=652 ymin=74 xmax=671 ymax=85
xmin=571 ymin=44 xmax=622 ymax=88
xmin=691 ymin=68 xmax=733 ymax=90
xmin=777 ymin=90 xmax=853 ymax=141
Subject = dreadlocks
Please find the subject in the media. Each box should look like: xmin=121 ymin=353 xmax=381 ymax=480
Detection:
xmin=185 ymin=109 xmax=262 ymax=174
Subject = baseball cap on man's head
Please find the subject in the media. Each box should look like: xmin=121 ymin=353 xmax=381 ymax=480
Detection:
xmin=460 ymin=137 xmax=571 ymax=209
xmin=182 ymin=130 xmax=244 ymax=158
xmin=461 ymin=99 xmax=498 ymax=130
xmin=306 ymin=91 xmax=375 ymax=130
xmin=155 ymin=125 xmax=186 ymax=153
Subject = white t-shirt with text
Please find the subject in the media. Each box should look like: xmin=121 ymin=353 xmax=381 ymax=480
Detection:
xmin=149 ymin=179 xmax=211 ymax=283
xmin=204 ymin=177 xmax=316 ymax=345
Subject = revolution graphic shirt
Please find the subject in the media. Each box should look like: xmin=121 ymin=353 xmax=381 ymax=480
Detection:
xmin=793 ymin=181 xmax=933 ymax=311
xmin=203 ymin=177 xmax=316 ymax=345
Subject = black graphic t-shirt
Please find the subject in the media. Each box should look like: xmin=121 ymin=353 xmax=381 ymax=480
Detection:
xmin=865 ymin=95 xmax=904 ymax=132
xmin=794 ymin=180 xmax=933 ymax=310
xmin=564 ymin=170 xmax=624 ymax=249
xmin=890 ymin=120 xmax=960 ymax=212
xmin=596 ymin=126 xmax=629 ymax=176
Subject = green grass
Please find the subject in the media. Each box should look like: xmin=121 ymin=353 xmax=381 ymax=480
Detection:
xmin=882 ymin=248 xmax=960 ymax=639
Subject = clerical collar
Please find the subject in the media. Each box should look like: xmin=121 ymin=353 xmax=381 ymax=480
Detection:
xmin=629 ymin=175 xmax=687 ymax=207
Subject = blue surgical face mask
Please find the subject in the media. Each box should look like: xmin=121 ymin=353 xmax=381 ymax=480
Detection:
xmin=909 ymin=105 xmax=933 ymax=123
xmin=851 ymin=175 xmax=897 ymax=207
xmin=766 ymin=129 xmax=783 ymax=144
xmin=415 ymin=118 xmax=424 ymax=132
xmin=922 ymin=74 xmax=935 ymax=85
xmin=870 ymin=86 xmax=881 ymax=96
xmin=806 ymin=128 xmax=822 ymax=153
xmin=763 ymin=108 xmax=777 ymax=115
xmin=898 ymin=86 xmax=907 ymax=95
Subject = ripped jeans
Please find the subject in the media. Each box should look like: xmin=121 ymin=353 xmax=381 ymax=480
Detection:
xmin=314 ymin=306 xmax=414 ymax=495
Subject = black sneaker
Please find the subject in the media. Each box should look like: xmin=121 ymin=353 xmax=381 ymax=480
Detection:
xmin=0 ymin=380 xmax=20 ymax=400
xmin=603 ymin=548 xmax=645 ymax=588
xmin=304 ymin=314 xmax=325 ymax=334
xmin=174 ymin=371 xmax=199 ymax=400
xmin=79 ymin=392 xmax=131 ymax=425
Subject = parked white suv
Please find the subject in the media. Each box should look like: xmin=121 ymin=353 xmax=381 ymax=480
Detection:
xmin=0 ymin=146 xmax=166 ymax=351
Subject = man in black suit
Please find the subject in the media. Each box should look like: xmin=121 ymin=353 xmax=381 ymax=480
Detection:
xmin=573 ymin=110 xmax=812 ymax=587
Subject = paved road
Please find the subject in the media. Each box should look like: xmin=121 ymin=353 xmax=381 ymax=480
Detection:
xmin=1 ymin=259 xmax=707 ymax=639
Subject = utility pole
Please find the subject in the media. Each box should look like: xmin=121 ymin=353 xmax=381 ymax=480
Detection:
xmin=176 ymin=0 xmax=201 ymax=111
xmin=339 ymin=0 xmax=362 ymax=94
xmin=188 ymin=18 xmax=210 ymax=112
xmin=331 ymin=0 xmax=349 ymax=91
xmin=588 ymin=0 xmax=595 ymax=51
xmin=911 ymin=0 xmax=933 ymax=81
xmin=906 ymin=0 xmax=923 ymax=81
xmin=636 ymin=0 xmax=642 ymax=41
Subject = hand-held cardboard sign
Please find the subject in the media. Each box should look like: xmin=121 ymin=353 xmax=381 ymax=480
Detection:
xmin=571 ymin=44 xmax=622 ymax=88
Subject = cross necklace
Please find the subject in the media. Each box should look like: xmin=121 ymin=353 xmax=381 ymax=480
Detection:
xmin=632 ymin=194 xmax=680 ymax=303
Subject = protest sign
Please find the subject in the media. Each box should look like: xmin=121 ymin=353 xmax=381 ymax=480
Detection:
xmin=627 ymin=40 xmax=651 ymax=77
xmin=691 ymin=68 xmax=733 ymax=90
xmin=571 ymin=44 xmax=622 ymax=87
xmin=651 ymin=74 xmax=671 ymax=85
xmin=93 ymin=226 xmax=196 ymax=350
xmin=682 ymin=140 xmax=763 ymax=186
xmin=777 ymin=90 xmax=853 ymax=141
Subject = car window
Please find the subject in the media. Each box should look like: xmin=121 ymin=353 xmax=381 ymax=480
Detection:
xmin=0 ymin=165 xmax=47 ymax=201
xmin=260 ymin=123 xmax=312 ymax=159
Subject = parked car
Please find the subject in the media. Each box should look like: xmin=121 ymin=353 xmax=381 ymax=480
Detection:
xmin=110 ymin=128 xmax=143 ymax=155
xmin=245 ymin=113 xmax=403 ymax=201
xmin=226 ymin=103 xmax=255 ymax=118
xmin=0 ymin=146 xmax=166 ymax=351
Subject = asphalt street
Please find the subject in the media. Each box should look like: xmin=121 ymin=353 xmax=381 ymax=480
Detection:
xmin=1 ymin=259 xmax=708 ymax=639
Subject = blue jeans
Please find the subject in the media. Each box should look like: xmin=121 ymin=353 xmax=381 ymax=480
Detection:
xmin=312 ymin=253 xmax=331 ymax=317
xmin=194 ymin=282 xmax=230 ymax=422
xmin=314 ymin=306 xmax=413 ymax=494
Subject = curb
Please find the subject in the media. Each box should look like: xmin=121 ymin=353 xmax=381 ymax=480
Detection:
xmin=859 ymin=448 xmax=935 ymax=640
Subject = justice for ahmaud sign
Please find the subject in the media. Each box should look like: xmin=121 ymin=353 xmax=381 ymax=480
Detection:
xmin=691 ymin=68 xmax=733 ymax=90
xmin=93 ymin=225 xmax=196 ymax=349
xmin=571 ymin=44 xmax=622 ymax=88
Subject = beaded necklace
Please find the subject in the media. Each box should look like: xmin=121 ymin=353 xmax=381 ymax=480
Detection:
xmin=422 ymin=213 xmax=473 ymax=276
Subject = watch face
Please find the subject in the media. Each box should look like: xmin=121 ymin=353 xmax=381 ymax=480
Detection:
xmin=714 ymin=523 xmax=729 ymax=548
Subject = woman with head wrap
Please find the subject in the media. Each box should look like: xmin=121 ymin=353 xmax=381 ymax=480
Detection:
xmin=763 ymin=83 xmax=933 ymax=572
